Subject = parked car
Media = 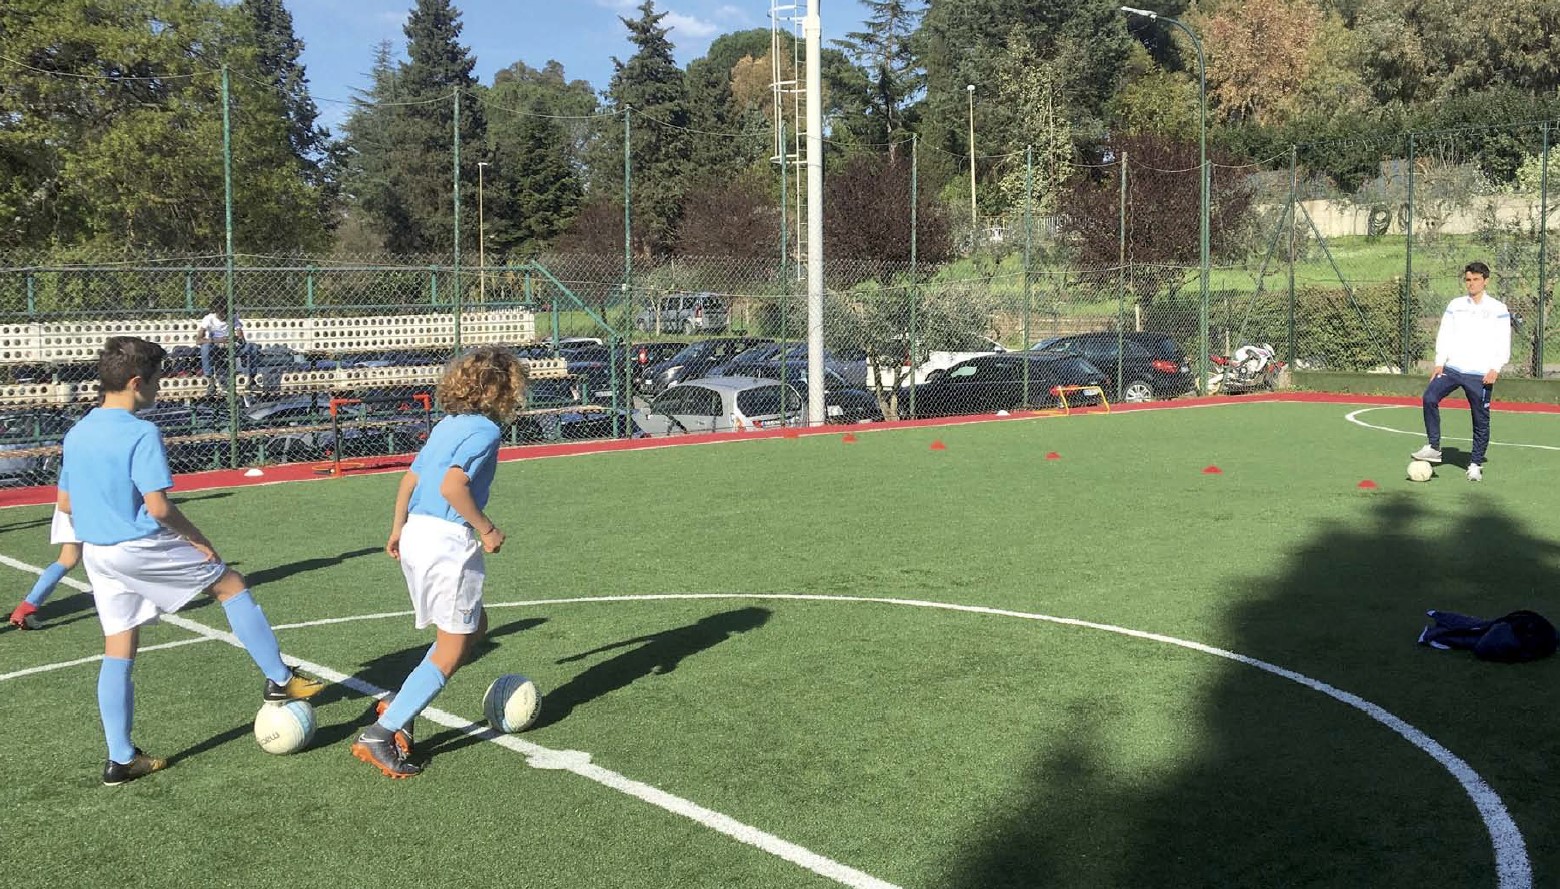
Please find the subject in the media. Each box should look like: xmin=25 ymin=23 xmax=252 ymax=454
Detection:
xmin=0 ymin=409 xmax=73 ymax=487
xmin=137 ymin=403 xmax=228 ymax=472
xmin=640 ymin=337 xmax=772 ymax=395
xmin=559 ymin=341 xmax=688 ymax=390
xmin=1028 ymin=332 xmax=1193 ymax=402
xmin=509 ymin=408 xmax=641 ymax=444
xmin=633 ymin=292 xmax=730 ymax=334
xmin=866 ymin=332 xmax=1009 ymax=389
xmin=715 ymin=343 xmax=870 ymax=389
xmin=899 ymin=353 xmax=1108 ymax=418
xmin=739 ymin=361 xmax=883 ymax=424
xmin=632 ymin=376 xmax=801 ymax=436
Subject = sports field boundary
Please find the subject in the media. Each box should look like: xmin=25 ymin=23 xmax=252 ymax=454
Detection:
xmin=1 ymin=392 xmax=1555 ymax=509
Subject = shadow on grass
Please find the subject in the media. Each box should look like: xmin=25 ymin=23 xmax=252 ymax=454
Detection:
xmin=239 ymin=547 xmax=380 ymax=588
xmin=418 ymin=607 xmax=773 ymax=759
xmin=940 ymin=494 xmax=1560 ymax=888
xmin=307 ymin=616 xmax=550 ymax=750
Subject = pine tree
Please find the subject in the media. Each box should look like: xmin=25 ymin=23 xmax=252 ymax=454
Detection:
xmin=833 ymin=0 xmax=924 ymax=156
xmin=491 ymin=93 xmax=581 ymax=255
xmin=339 ymin=41 xmax=415 ymax=252
xmin=384 ymin=0 xmax=486 ymax=255
xmin=589 ymin=0 xmax=692 ymax=256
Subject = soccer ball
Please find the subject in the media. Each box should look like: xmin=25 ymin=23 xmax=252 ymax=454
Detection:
xmin=254 ymin=700 xmax=317 ymax=754
xmin=483 ymin=674 xmax=542 ymax=733
xmin=1407 ymin=460 xmax=1435 ymax=482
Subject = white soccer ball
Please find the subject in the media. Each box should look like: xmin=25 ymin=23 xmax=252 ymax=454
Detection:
xmin=483 ymin=673 xmax=542 ymax=733
xmin=254 ymin=700 xmax=317 ymax=754
xmin=1407 ymin=460 xmax=1435 ymax=482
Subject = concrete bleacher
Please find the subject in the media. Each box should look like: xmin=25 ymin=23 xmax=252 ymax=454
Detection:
xmin=0 ymin=310 xmax=536 ymax=366
xmin=0 ymin=310 xmax=549 ymax=407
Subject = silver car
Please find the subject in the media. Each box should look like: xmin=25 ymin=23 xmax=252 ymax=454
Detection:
xmin=633 ymin=292 xmax=729 ymax=334
xmin=632 ymin=376 xmax=801 ymax=436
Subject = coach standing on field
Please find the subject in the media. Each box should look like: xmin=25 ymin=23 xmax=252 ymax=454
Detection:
xmin=1410 ymin=261 xmax=1512 ymax=482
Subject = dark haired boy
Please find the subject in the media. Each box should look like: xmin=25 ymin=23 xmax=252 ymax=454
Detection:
xmin=1411 ymin=261 xmax=1512 ymax=482
xmin=61 ymin=336 xmax=324 ymax=785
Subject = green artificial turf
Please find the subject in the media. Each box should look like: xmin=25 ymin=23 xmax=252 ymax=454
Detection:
xmin=1 ymin=402 xmax=1556 ymax=888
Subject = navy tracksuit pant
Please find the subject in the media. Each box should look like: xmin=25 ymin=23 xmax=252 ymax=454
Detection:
xmin=1423 ymin=368 xmax=1493 ymax=464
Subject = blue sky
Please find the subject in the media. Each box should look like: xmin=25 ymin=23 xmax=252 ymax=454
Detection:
xmin=289 ymin=0 xmax=873 ymax=131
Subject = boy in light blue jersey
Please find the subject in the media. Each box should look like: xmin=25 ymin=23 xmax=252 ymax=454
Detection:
xmin=352 ymin=347 xmax=529 ymax=778
xmin=62 ymin=337 xmax=325 ymax=786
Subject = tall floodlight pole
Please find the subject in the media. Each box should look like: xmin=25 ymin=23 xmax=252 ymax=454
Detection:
xmin=804 ymin=0 xmax=824 ymax=426
xmin=477 ymin=161 xmax=489 ymax=302
xmin=967 ymin=84 xmax=977 ymax=229
xmin=1121 ymin=6 xmax=1209 ymax=393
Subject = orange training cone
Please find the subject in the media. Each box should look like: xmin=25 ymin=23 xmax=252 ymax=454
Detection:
xmin=1202 ymin=465 xmax=1223 ymax=475
xmin=930 ymin=440 xmax=947 ymax=451
xmin=1045 ymin=451 xmax=1061 ymax=460
xmin=1357 ymin=479 xmax=1378 ymax=489
xmin=842 ymin=432 xmax=857 ymax=443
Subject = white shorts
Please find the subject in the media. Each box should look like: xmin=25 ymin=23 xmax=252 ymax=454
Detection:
xmin=82 ymin=529 xmax=228 ymax=636
xmin=400 ymin=514 xmax=485 ymax=635
xmin=50 ymin=509 xmax=79 ymax=545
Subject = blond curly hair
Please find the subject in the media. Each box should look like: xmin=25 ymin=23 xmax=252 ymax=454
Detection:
xmin=437 ymin=347 xmax=529 ymax=421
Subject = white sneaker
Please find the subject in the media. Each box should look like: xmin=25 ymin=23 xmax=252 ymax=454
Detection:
xmin=1467 ymin=464 xmax=1482 ymax=482
xmin=1410 ymin=444 xmax=1443 ymax=463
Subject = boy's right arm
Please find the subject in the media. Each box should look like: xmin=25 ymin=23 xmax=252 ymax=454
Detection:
xmin=386 ymin=470 xmax=418 ymax=559
xmin=56 ymin=489 xmax=71 ymax=515
xmin=143 ymin=491 xmax=219 ymax=561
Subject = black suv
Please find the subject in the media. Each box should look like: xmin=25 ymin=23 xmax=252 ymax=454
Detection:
xmin=1030 ymin=333 xmax=1193 ymax=402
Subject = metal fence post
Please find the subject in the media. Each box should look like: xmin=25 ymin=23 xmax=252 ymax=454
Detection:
xmin=221 ymin=65 xmax=239 ymax=467
xmin=452 ymin=89 xmax=463 ymax=358
xmin=1023 ymin=144 xmax=1033 ymax=406
xmin=1538 ymin=122 xmax=1550 ymax=377
xmin=1404 ymin=133 xmax=1415 ymax=373
xmin=1287 ymin=145 xmax=1298 ymax=368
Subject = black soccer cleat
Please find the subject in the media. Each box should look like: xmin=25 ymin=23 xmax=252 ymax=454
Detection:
xmin=372 ymin=696 xmax=414 ymax=756
xmin=351 ymin=732 xmax=423 ymax=779
xmin=103 ymin=748 xmax=167 ymax=786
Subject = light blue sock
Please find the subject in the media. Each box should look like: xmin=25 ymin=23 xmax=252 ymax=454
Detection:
xmin=98 ymin=657 xmax=135 ymax=764
xmin=220 ymin=591 xmax=290 ymax=684
xmin=378 ymin=648 xmax=447 ymax=731
xmin=25 ymin=562 xmax=69 ymax=607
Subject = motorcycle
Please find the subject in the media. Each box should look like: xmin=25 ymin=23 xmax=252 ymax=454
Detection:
xmin=1210 ymin=343 xmax=1283 ymax=394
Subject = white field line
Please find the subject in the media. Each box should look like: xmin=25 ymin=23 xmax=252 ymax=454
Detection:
xmin=1346 ymin=406 xmax=1560 ymax=452
xmin=0 ymin=566 xmax=1531 ymax=888
xmin=0 ymin=636 xmax=215 ymax=681
xmin=0 ymin=554 xmax=899 ymax=889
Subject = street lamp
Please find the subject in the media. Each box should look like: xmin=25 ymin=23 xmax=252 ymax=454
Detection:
xmin=1121 ymin=6 xmax=1209 ymax=393
xmin=476 ymin=161 xmax=490 ymax=302
xmin=966 ymin=84 xmax=977 ymax=229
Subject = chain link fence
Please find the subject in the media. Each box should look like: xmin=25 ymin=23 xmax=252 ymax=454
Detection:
xmin=1 ymin=120 xmax=1556 ymax=478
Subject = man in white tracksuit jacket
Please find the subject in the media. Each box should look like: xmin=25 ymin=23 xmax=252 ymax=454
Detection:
xmin=1410 ymin=261 xmax=1512 ymax=482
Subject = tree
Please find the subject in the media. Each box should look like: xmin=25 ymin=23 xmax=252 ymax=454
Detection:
xmin=832 ymin=0 xmax=925 ymax=157
xmin=676 ymin=172 xmax=781 ymax=258
xmin=338 ymin=41 xmax=415 ymax=253
xmin=915 ymin=0 xmax=1131 ymax=191
xmin=683 ymin=30 xmax=775 ymax=180
xmin=1195 ymin=0 xmax=1325 ymax=126
xmin=487 ymin=92 xmax=581 ymax=256
xmin=0 ymin=0 xmax=329 ymax=255
xmin=1061 ymin=133 xmax=1253 ymax=304
xmin=587 ymin=1 xmax=693 ymax=256
xmin=824 ymin=152 xmax=951 ymax=264
xmin=990 ymin=31 xmax=1074 ymax=223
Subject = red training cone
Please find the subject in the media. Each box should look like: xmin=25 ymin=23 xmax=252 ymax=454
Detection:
xmin=1357 ymin=479 xmax=1378 ymax=489
xmin=930 ymin=440 xmax=947 ymax=451
xmin=1045 ymin=451 xmax=1061 ymax=460
xmin=842 ymin=432 xmax=857 ymax=443
xmin=1202 ymin=465 xmax=1223 ymax=475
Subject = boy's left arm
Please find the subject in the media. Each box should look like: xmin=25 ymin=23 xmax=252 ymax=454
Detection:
xmin=143 ymin=491 xmax=219 ymax=561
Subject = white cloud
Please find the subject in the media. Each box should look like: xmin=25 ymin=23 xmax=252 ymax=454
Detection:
xmin=378 ymin=10 xmax=404 ymax=27
xmin=663 ymin=11 xmax=719 ymax=38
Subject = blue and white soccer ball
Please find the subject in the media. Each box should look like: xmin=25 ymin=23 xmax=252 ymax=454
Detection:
xmin=253 ymin=699 xmax=317 ymax=755
xmin=483 ymin=673 xmax=542 ymax=733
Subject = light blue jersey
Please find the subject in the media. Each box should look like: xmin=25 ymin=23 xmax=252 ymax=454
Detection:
xmin=407 ymin=413 xmax=502 ymax=524
xmin=59 ymin=408 xmax=173 ymax=546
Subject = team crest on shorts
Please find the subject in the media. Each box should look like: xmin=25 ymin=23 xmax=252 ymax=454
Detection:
xmin=458 ymin=608 xmax=475 ymax=623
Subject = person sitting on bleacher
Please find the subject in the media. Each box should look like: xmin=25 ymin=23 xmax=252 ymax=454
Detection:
xmin=195 ymin=298 xmax=256 ymax=389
